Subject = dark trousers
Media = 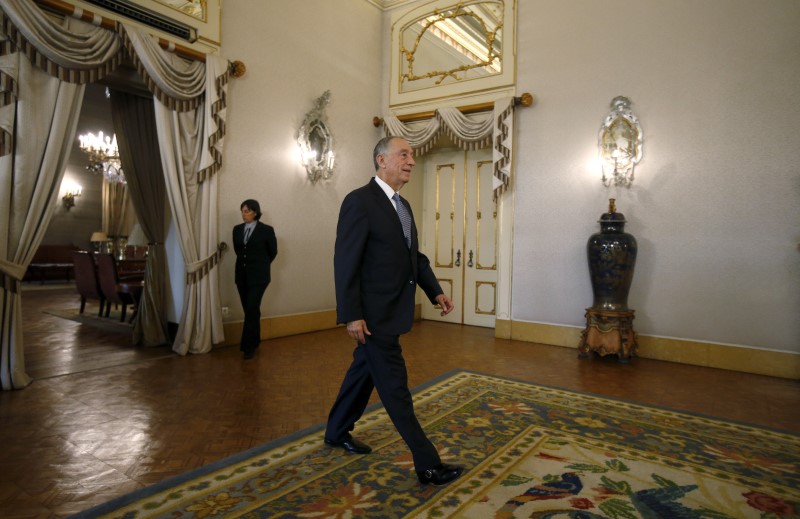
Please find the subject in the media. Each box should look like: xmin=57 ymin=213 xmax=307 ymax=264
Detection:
xmin=325 ymin=333 xmax=441 ymax=471
xmin=236 ymin=281 xmax=268 ymax=353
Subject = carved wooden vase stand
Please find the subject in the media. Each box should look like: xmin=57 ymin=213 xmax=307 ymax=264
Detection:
xmin=579 ymin=199 xmax=639 ymax=362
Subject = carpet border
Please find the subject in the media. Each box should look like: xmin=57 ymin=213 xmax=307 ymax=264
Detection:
xmin=452 ymin=368 xmax=800 ymax=437
xmin=72 ymin=370 xmax=468 ymax=518
xmin=71 ymin=368 xmax=798 ymax=518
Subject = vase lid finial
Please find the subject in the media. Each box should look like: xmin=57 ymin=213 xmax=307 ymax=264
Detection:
xmin=599 ymin=198 xmax=626 ymax=224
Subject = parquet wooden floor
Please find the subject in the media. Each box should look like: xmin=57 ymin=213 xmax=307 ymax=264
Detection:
xmin=1 ymin=285 xmax=798 ymax=518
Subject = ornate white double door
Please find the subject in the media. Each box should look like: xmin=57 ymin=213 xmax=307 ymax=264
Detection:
xmin=420 ymin=148 xmax=497 ymax=328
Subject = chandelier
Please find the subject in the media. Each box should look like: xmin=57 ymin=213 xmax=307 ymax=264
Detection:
xmin=78 ymin=131 xmax=126 ymax=184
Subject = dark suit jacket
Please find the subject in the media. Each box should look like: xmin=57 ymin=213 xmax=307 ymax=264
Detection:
xmin=233 ymin=221 xmax=278 ymax=286
xmin=334 ymin=178 xmax=442 ymax=335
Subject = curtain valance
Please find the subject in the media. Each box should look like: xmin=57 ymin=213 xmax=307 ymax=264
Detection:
xmin=0 ymin=0 xmax=234 ymax=387
xmin=0 ymin=0 xmax=214 ymax=116
xmin=121 ymin=24 xmax=204 ymax=112
xmin=383 ymin=97 xmax=516 ymax=198
xmin=0 ymin=0 xmax=122 ymax=84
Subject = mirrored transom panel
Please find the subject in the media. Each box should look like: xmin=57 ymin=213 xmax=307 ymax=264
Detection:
xmin=391 ymin=0 xmax=516 ymax=107
xmin=400 ymin=2 xmax=503 ymax=90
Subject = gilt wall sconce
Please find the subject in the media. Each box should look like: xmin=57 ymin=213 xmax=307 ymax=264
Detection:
xmin=297 ymin=90 xmax=335 ymax=183
xmin=62 ymin=183 xmax=82 ymax=210
xmin=598 ymin=96 xmax=643 ymax=187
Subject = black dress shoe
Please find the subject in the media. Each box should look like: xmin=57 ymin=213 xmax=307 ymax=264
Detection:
xmin=243 ymin=351 xmax=255 ymax=360
xmin=324 ymin=437 xmax=372 ymax=454
xmin=417 ymin=463 xmax=464 ymax=486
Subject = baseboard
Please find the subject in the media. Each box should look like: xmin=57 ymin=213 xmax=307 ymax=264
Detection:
xmin=221 ymin=304 xmax=427 ymax=348
xmin=222 ymin=311 xmax=798 ymax=380
xmin=221 ymin=309 xmax=339 ymax=347
xmin=498 ymin=319 xmax=800 ymax=380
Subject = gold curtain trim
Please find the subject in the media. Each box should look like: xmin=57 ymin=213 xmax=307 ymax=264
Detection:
xmin=197 ymin=67 xmax=230 ymax=183
xmin=185 ymin=242 xmax=227 ymax=285
xmin=493 ymin=101 xmax=514 ymax=200
xmin=0 ymin=38 xmax=17 ymax=158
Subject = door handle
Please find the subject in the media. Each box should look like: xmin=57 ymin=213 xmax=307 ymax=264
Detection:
xmin=455 ymin=249 xmax=461 ymax=267
xmin=467 ymin=250 xmax=474 ymax=268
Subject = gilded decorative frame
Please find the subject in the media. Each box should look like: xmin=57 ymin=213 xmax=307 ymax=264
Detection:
xmin=389 ymin=0 xmax=516 ymax=108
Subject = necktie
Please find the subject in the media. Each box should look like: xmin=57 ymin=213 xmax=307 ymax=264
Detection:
xmin=393 ymin=193 xmax=411 ymax=248
xmin=244 ymin=226 xmax=252 ymax=244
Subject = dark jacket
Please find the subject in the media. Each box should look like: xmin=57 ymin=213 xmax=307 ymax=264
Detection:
xmin=334 ymin=178 xmax=442 ymax=335
xmin=233 ymin=221 xmax=278 ymax=286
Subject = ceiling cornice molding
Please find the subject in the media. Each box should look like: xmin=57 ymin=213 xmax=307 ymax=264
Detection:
xmin=364 ymin=0 xmax=417 ymax=11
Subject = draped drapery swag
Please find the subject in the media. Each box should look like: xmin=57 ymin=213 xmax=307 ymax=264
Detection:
xmin=0 ymin=0 xmax=232 ymax=389
xmin=382 ymin=97 xmax=516 ymax=199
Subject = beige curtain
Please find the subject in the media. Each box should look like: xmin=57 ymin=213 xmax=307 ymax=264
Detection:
xmin=110 ymin=89 xmax=169 ymax=347
xmin=0 ymin=56 xmax=85 ymax=390
xmin=0 ymin=1 xmax=232 ymax=388
xmin=101 ymin=180 xmax=135 ymax=237
xmin=124 ymin=25 xmax=228 ymax=354
xmin=383 ymin=98 xmax=516 ymax=198
xmin=156 ymin=105 xmax=222 ymax=354
xmin=0 ymin=0 xmax=120 ymax=389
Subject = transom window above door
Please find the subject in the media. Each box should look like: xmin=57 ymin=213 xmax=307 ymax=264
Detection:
xmin=390 ymin=0 xmax=516 ymax=108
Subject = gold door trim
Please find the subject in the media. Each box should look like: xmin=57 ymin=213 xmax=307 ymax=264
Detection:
xmin=435 ymin=278 xmax=454 ymax=309
xmin=474 ymin=281 xmax=496 ymax=315
xmin=434 ymin=163 xmax=456 ymax=268
xmin=475 ymin=159 xmax=497 ymax=271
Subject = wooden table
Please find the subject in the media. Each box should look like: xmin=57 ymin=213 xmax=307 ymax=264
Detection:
xmin=118 ymin=259 xmax=146 ymax=278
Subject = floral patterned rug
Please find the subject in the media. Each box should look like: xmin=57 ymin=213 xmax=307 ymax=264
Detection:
xmin=75 ymin=370 xmax=800 ymax=518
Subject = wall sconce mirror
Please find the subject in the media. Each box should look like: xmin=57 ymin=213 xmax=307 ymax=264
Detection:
xmin=598 ymin=96 xmax=643 ymax=187
xmin=297 ymin=90 xmax=335 ymax=183
xmin=61 ymin=182 xmax=82 ymax=210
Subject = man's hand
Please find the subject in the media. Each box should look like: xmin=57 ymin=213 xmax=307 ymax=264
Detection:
xmin=346 ymin=319 xmax=371 ymax=344
xmin=435 ymin=294 xmax=455 ymax=316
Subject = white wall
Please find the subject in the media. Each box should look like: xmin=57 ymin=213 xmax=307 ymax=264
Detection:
xmin=218 ymin=0 xmax=799 ymax=355
xmin=513 ymin=0 xmax=800 ymax=352
xmin=219 ymin=0 xmax=385 ymax=321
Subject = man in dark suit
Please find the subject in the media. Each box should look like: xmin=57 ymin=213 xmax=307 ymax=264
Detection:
xmin=324 ymin=136 xmax=463 ymax=486
xmin=233 ymin=199 xmax=278 ymax=359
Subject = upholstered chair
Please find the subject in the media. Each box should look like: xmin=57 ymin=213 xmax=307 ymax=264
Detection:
xmin=95 ymin=253 xmax=140 ymax=322
xmin=72 ymin=251 xmax=105 ymax=317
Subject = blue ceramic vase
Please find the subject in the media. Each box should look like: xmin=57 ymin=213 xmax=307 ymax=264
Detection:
xmin=587 ymin=199 xmax=637 ymax=311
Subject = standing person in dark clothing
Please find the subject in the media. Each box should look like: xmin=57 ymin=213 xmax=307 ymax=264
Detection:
xmin=233 ymin=199 xmax=277 ymax=360
xmin=324 ymin=136 xmax=463 ymax=486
